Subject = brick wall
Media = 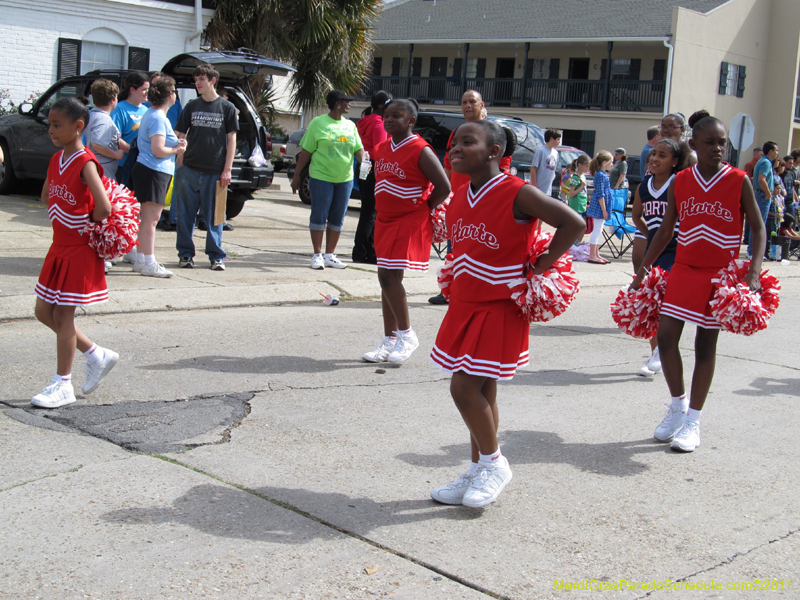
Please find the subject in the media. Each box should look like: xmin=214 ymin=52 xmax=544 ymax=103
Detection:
xmin=0 ymin=0 xmax=211 ymax=104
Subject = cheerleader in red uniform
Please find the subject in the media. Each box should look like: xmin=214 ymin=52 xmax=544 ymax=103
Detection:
xmin=429 ymin=121 xmax=584 ymax=507
xmin=362 ymin=99 xmax=450 ymax=363
xmin=631 ymin=110 xmax=765 ymax=452
xmin=31 ymin=97 xmax=119 ymax=409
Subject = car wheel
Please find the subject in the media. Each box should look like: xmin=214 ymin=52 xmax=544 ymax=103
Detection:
xmin=0 ymin=138 xmax=17 ymax=195
xmin=299 ymin=168 xmax=311 ymax=205
xmin=226 ymin=193 xmax=248 ymax=220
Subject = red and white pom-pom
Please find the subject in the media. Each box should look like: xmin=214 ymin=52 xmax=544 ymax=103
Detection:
xmin=506 ymin=230 xmax=580 ymax=323
xmin=610 ymin=267 xmax=669 ymax=339
xmin=436 ymin=253 xmax=455 ymax=301
xmin=82 ymin=176 xmax=140 ymax=260
xmin=430 ymin=193 xmax=452 ymax=243
xmin=710 ymin=259 xmax=781 ymax=336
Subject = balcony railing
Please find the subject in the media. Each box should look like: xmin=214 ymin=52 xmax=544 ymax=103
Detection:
xmin=358 ymin=76 xmax=665 ymax=112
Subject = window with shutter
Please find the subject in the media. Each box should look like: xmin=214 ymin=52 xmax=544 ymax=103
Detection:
xmin=653 ymin=59 xmax=666 ymax=81
xmin=736 ymin=65 xmax=746 ymax=98
xmin=412 ymin=57 xmax=422 ymax=77
xmin=128 ymin=47 xmax=150 ymax=71
xmin=719 ymin=62 xmax=744 ymax=97
xmin=372 ymin=57 xmax=382 ymax=76
xmin=476 ymin=58 xmax=486 ymax=79
xmin=629 ymin=59 xmax=641 ymax=80
xmin=57 ymin=38 xmax=81 ymax=79
xmin=452 ymin=58 xmax=462 ymax=78
xmin=719 ymin=62 xmax=729 ymax=95
xmin=391 ymin=57 xmax=402 ymax=77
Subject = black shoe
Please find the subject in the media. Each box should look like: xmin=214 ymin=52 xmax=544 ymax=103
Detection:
xmin=222 ymin=223 xmax=234 ymax=232
xmin=428 ymin=293 xmax=448 ymax=305
xmin=156 ymin=221 xmax=176 ymax=232
xmin=352 ymin=254 xmax=376 ymax=265
xmin=198 ymin=220 xmax=208 ymax=231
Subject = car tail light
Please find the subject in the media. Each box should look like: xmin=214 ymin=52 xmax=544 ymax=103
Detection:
xmin=265 ymin=131 xmax=272 ymax=153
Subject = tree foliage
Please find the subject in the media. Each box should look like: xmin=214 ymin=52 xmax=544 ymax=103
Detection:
xmin=204 ymin=0 xmax=381 ymax=111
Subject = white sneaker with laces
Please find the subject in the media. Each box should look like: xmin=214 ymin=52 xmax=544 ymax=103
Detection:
xmin=639 ymin=348 xmax=662 ymax=377
xmin=362 ymin=336 xmax=397 ymax=363
xmin=31 ymin=379 xmax=76 ymax=408
xmin=654 ymin=403 xmax=687 ymax=442
xmin=323 ymin=254 xmax=347 ymax=269
xmin=310 ymin=254 xmax=325 ymax=270
xmin=431 ymin=471 xmax=474 ymax=505
xmin=82 ymin=348 xmax=119 ymax=395
xmin=462 ymin=456 xmax=513 ymax=508
xmin=388 ymin=330 xmax=419 ymax=363
xmin=140 ymin=262 xmax=173 ymax=278
xmin=670 ymin=420 xmax=701 ymax=452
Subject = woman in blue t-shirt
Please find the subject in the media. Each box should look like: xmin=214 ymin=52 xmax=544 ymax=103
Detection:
xmin=131 ymin=76 xmax=186 ymax=278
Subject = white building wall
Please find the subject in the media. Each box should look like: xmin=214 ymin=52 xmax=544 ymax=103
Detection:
xmin=0 ymin=0 xmax=212 ymax=104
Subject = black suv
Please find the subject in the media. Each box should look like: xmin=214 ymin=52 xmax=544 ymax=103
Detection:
xmin=0 ymin=50 xmax=293 ymax=218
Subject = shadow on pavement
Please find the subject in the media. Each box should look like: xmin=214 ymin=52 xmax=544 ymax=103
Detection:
xmin=101 ymin=482 xmax=478 ymax=544
xmin=732 ymin=377 xmax=800 ymax=398
xmin=529 ymin=325 xmax=623 ymax=337
xmin=508 ymin=369 xmax=649 ymax=387
xmin=0 ymin=255 xmax=47 ymax=277
xmin=397 ymin=430 xmax=663 ymax=477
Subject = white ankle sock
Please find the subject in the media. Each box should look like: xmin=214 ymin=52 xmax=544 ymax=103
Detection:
xmin=478 ymin=449 xmax=502 ymax=465
xmin=144 ymin=254 xmax=156 ymax=265
xmin=396 ymin=328 xmax=411 ymax=335
xmin=323 ymin=253 xmax=334 ymax=258
xmin=670 ymin=394 xmax=688 ymax=411
xmin=84 ymin=344 xmax=103 ymax=364
xmin=54 ymin=373 xmax=71 ymax=383
xmin=686 ymin=408 xmax=702 ymax=423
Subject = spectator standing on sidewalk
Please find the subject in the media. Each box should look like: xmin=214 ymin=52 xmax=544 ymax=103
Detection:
xmin=640 ymin=126 xmax=660 ymax=178
xmin=352 ymin=90 xmax=392 ymax=264
xmin=85 ymin=79 xmax=127 ymax=182
xmin=783 ymin=155 xmax=796 ymax=218
xmin=609 ymin=148 xmax=629 ymax=189
xmin=112 ymin=71 xmax=149 ymax=188
xmin=530 ymin=128 xmax=562 ymax=197
xmin=744 ymin=147 xmax=763 ymax=180
xmin=747 ymin=141 xmax=780 ymax=259
xmin=174 ymin=64 xmax=238 ymax=271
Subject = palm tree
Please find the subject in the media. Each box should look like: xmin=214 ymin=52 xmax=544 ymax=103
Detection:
xmin=203 ymin=0 xmax=381 ymax=111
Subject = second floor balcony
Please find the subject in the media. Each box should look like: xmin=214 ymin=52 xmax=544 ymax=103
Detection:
xmin=357 ymin=75 xmax=665 ymax=112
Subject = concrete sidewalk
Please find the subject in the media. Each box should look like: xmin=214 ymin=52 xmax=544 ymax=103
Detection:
xmin=1 ymin=185 xmax=798 ymax=599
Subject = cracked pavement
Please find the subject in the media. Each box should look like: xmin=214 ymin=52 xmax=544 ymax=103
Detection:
xmin=1 ymin=177 xmax=798 ymax=599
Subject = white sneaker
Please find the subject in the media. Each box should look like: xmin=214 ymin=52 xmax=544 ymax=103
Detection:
xmin=31 ymin=379 xmax=76 ymax=408
xmin=670 ymin=420 xmax=701 ymax=452
xmin=310 ymin=254 xmax=325 ymax=270
xmin=362 ymin=336 xmax=397 ymax=363
xmin=654 ymin=403 xmax=687 ymax=442
xmin=387 ymin=330 xmax=419 ymax=363
xmin=122 ymin=249 xmax=137 ymax=263
xmin=132 ymin=260 xmax=145 ymax=273
xmin=462 ymin=456 xmax=513 ymax=508
xmin=323 ymin=254 xmax=347 ymax=269
xmin=639 ymin=348 xmax=662 ymax=377
xmin=140 ymin=262 xmax=173 ymax=278
xmin=82 ymin=348 xmax=119 ymax=395
xmin=431 ymin=471 xmax=474 ymax=505
xmin=104 ymin=261 xmax=112 ymax=273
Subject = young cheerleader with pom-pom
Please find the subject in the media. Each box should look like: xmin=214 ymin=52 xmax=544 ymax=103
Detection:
xmin=429 ymin=121 xmax=584 ymax=507
xmin=31 ymin=97 xmax=119 ymax=409
xmin=630 ymin=138 xmax=687 ymax=376
xmin=362 ymin=99 xmax=450 ymax=363
xmin=630 ymin=110 xmax=766 ymax=452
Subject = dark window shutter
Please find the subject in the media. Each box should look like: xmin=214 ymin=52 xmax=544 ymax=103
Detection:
xmin=719 ymin=62 xmax=729 ymax=94
xmin=391 ymin=57 xmax=402 ymax=77
xmin=476 ymin=58 xmax=486 ymax=79
xmin=600 ymin=59 xmax=607 ymax=80
xmin=412 ymin=57 xmax=422 ymax=77
xmin=372 ymin=57 xmax=382 ymax=76
xmin=579 ymin=130 xmax=596 ymax=157
xmin=630 ymin=58 xmax=641 ymax=80
xmin=653 ymin=59 xmax=666 ymax=80
xmin=453 ymin=58 xmax=462 ymax=77
xmin=57 ymin=38 xmax=81 ymax=79
xmin=128 ymin=47 xmax=150 ymax=71
xmin=736 ymin=64 xmax=746 ymax=98
xmin=548 ymin=58 xmax=560 ymax=79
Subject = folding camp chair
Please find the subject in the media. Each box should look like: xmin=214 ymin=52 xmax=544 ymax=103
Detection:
xmin=599 ymin=188 xmax=637 ymax=258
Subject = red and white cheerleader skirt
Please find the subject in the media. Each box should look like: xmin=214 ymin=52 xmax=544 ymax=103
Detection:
xmin=375 ymin=209 xmax=433 ymax=271
xmin=430 ymin=298 xmax=529 ymax=381
xmin=35 ymin=243 xmax=108 ymax=306
xmin=660 ymin=262 xmax=720 ymax=329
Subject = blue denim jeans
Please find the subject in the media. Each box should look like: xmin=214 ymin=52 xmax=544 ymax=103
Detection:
xmin=746 ymin=190 xmax=771 ymax=256
xmin=308 ymin=177 xmax=354 ymax=232
xmin=174 ymin=165 xmax=226 ymax=263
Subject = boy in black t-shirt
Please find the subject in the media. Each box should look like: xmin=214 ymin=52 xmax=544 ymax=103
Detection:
xmin=174 ymin=64 xmax=239 ymax=271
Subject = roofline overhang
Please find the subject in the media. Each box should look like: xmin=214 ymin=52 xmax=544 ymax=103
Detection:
xmin=373 ymin=36 xmax=669 ymax=45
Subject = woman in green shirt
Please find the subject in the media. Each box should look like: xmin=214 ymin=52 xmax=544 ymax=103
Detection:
xmin=566 ymin=154 xmax=590 ymax=217
xmin=291 ymin=90 xmax=364 ymax=270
